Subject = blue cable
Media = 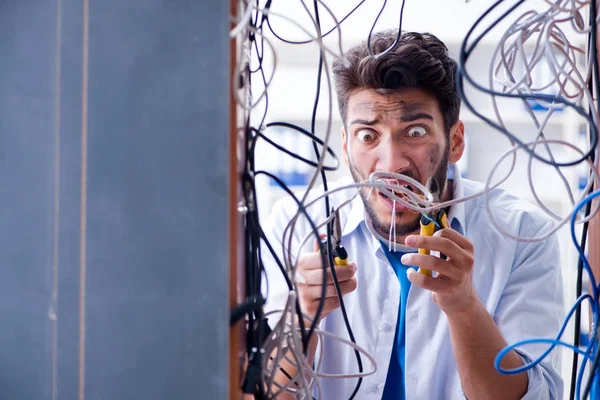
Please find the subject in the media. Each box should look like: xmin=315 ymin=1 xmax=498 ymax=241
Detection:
xmin=494 ymin=293 xmax=594 ymax=372
xmin=495 ymin=294 xmax=595 ymax=399
xmin=570 ymin=191 xmax=600 ymax=301
xmin=572 ymin=190 xmax=600 ymax=400
xmin=420 ymin=212 xmax=441 ymax=228
xmin=494 ymin=189 xmax=600 ymax=399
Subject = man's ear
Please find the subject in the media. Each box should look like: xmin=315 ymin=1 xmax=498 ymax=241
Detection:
xmin=341 ymin=127 xmax=349 ymax=166
xmin=448 ymin=120 xmax=465 ymax=164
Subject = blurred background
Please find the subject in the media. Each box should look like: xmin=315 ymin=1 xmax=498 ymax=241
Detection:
xmin=251 ymin=1 xmax=590 ymax=397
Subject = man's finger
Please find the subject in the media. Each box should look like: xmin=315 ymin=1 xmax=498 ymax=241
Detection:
xmin=300 ymin=277 xmax=358 ymax=299
xmin=401 ymin=254 xmax=461 ymax=280
xmin=298 ymin=252 xmax=329 ymax=271
xmin=406 ymin=268 xmax=446 ymax=292
xmin=406 ymin=233 xmax=469 ymax=264
xmin=300 ymin=263 xmax=357 ymax=285
xmin=300 ymin=297 xmax=340 ymax=320
xmin=435 ymin=228 xmax=473 ymax=251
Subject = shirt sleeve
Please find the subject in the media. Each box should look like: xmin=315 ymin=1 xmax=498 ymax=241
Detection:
xmin=260 ymin=196 xmax=319 ymax=326
xmin=260 ymin=197 xmax=296 ymax=324
xmin=493 ymin=216 xmax=565 ymax=400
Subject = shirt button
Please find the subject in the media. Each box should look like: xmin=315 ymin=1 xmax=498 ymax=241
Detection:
xmin=409 ymin=313 xmax=419 ymax=323
xmin=406 ymin=373 xmax=418 ymax=384
xmin=381 ymin=323 xmax=392 ymax=332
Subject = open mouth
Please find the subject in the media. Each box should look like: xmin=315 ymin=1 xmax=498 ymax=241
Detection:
xmin=380 ymin=180 xmax=419 ymax=198
xmin=377 ymin=180 xmax=420 ymax=212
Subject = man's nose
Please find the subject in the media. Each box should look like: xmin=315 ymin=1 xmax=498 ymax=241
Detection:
xmin=376 ymin=141 xmax=411 ymax=173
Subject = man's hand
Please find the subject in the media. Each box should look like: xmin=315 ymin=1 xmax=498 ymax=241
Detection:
xmin=403 ymin=228 xmax=529 ymax=399
xmin=267 ymin=244 xmax=357 ymax=400
xmin=402 ymin=228 xmax=476 ymax=316
xmin=296 ymin=248 xmax=358 ymax=323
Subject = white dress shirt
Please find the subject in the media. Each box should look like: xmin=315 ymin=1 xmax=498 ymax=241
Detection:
xmin=261 ymin=164 xmax=564 ymax=400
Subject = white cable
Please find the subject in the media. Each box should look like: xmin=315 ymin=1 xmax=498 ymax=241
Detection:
xmin=241 ymin=1 xmax=600 ymax=397
xmin=484 ymin=139 xmax=600 ymax=242
xmin=261 ymin=293 xmax=377 ymax=397
xmin=388 ymin=201 xmax=395 ymax=252
xmin=230 ymin=0 xmax=254 ymax=38
xmin=293 ymin=195 xmax=358 ymax=275
xmin=491 ymin=37 xmax=577 ymax=217
xmin=251 ymin=5 xmax=371 ymax=396
xmin=484 ymin=0 xmax=596 ymax=222
xmin=297 ymin=0 xmax=349 ymax=65
xmin=232 ymin=23 xmax=277 ymax=111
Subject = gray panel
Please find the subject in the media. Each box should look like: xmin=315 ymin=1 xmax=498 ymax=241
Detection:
xmin=0 ymin=1 xmax=57 ymax=399
xmin=0 ymin=1 xmax=230 ymax=399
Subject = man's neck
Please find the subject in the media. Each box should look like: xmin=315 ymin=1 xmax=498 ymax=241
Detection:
xmin=441 ymin=178 xmax=454 ymax=205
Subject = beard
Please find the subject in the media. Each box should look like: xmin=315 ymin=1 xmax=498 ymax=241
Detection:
xmin=348 ymin=146 xmax=450 ymax=240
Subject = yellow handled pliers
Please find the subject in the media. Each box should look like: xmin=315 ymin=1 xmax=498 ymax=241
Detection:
xmin=418 ymin=178 xmax=449 ymax=276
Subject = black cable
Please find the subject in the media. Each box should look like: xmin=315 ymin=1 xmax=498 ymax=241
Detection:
xmin=265 ymin=0 xmax=367 ymax=45
xmin=569 ymin=6 xmax=599 ymax=398
xmin=308 ymin=2 xmax=364 ymax=398
xmin=248 ymin=130 xmax=309 ymax=349
xmin=580 ymin=0 xmax=600 ymax=396
xmin=242 ymin=143 xmax=269 ymax=397
xmin=248 ymin=1 xmax=265 ymax=74
xmin=243 ymin=146 xmax=320 ymax=397
xmin=583 ymin=343 xmax=600 ymax=400
xmin=237 ymin=4 xmax=342 ymax=395
xmin=248 ymin=136 xmax=294 ymax=293
xmin=254 ymin=44 xmax=270 ymax=130
xmin=266 ymin=359 xmax=317 ymax=400
xmin=261 ymin=122 xmax=340 ymax=171
xmin=254 ymin=170 xmax=333 ymax=350
xmin=237 ymin=3 xmax=316 ymax=397
xmin=457 ymin=0 xmax=598 ymax=168
xmin=569 ymin=197 xmax=592 ymax=400
xmin=238 ymin=11 xmax=275 ymax=397
xmin=231 ymin=296 xmax=267 ymax=326
xmin=456 ymin=1 xmax=599 ymax=397
xmin=248 ymin=135 xmax=293 ymax=292
xmin=305 ymin=0 xmax=335 ymax=355
xmin=250 ymin=129 xmax=326 ymax=351
xmin=366 ymin=0 xmax=406 ymax=59
xmin=242 ymin=75 xmax=259 ymax=341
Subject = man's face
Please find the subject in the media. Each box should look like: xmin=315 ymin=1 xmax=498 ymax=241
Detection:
xmin=341 ymin=87 xmax=464 ymax=241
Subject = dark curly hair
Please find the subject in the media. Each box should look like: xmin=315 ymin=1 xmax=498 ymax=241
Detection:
xmin=333 ymin=30 xmax=460 ymax=135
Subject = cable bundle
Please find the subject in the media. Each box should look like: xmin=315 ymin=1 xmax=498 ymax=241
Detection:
xmin=229 ymin=0 xmax=600 ymax=398
xmin=458 ymin=0 xmax=600 ymax=399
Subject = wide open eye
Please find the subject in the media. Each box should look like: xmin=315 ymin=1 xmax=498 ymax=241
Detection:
xmin=407 ymin=125 xmax=428 ymax=138
xmin=357 ymin=129 xmax=376 ymax=143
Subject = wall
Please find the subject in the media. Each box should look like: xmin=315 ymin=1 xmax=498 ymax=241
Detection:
xmin=0 ymin=1 xmax=230 ymax=399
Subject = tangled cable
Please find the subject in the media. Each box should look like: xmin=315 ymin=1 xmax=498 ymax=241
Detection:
xmin=229 ymin=0 xmax=600 ymax=399
xmin=458 ymin=0 xmax=600 ymax=399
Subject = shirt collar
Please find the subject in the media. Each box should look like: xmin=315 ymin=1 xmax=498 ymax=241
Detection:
xmin=446 ymin=163 xmax=466 ymax=235
xmin=342 ymin=187 xmax=367 ymax=236
xmin=341 ymin=162 xmax=467 ymax=246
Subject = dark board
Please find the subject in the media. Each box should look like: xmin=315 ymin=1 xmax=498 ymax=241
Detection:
xmin=0 ymin=1 xmax=230 ymax=399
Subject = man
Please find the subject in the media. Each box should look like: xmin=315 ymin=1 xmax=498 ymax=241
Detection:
xmin=261 ymin=30 xmax=564 ymax=399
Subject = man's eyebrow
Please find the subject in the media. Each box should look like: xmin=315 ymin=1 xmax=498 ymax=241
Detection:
xmin=349 ymin=118 xmax=378 ymax=126
xmin=400 ymin=112 xmax=434 ymax=122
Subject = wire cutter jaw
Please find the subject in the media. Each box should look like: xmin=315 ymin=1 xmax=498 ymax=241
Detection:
xmin=322 ymin=207 xmax=348 ymax=266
